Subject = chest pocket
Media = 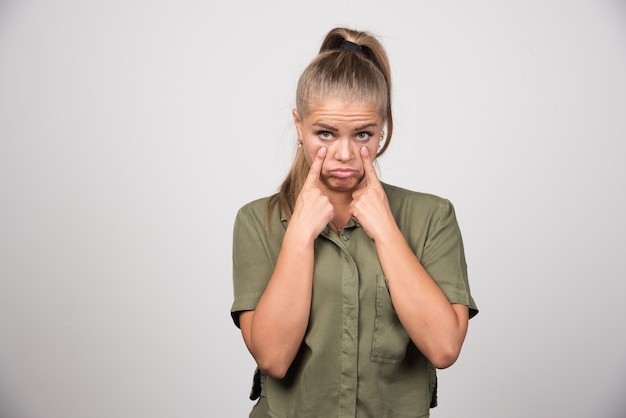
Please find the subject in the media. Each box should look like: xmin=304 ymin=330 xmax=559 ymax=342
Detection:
xmin=370 ymin=275 xmax=412 ymax=363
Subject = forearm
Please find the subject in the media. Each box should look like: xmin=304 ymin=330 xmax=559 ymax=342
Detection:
xmin=243 ymin=229 xmax=315 ymax=378
xmin=375 ymin=226 xmax=468 ymax=369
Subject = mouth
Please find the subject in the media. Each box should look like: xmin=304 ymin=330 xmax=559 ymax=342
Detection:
xmin=329 ymin=168 xmax=358 ymax=179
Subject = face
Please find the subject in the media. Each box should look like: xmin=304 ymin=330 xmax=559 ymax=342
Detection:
xmin=293 ymin=97 xmax=384 ymax=194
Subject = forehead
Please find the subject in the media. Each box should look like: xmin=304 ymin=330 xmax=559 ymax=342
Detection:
xmin=303 ymin=98 xmax=383 ymax=125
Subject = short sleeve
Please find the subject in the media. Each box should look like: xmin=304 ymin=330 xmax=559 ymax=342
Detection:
xmin=421 ymin=200 xmax=478 ymax=318
xmin=230 ymin=200 xmax=284 ymax=327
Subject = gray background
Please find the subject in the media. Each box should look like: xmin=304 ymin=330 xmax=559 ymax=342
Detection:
xmin=1 ymin=0 xmax=625 ymax=417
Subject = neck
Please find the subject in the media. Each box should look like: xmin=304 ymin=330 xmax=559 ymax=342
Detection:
xmin=320 ymin=184 xmax=353 ymax=206
xmin=319 ymin=185 xmax=358 ymax=231
xmin=329 ymin=198 xmax=353 ymax=233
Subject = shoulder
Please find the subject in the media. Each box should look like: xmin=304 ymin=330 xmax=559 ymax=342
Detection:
xmin=234 ymin=194 xmax=284 ymax=232
xmin=381 ymin=182 xmax=459 ymax=238
xmin=237 ymin=195 xmax=272 ymax=216
xmin=382 ymin=182 xmax=453 ymax=215
xmin=237 ymin=194 xmax=285 ymax=221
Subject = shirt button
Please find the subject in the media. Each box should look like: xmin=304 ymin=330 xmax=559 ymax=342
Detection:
xmin=341 ymin=234 xmax=349 ymax=241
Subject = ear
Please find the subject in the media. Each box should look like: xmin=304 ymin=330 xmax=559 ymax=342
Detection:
xmin=292 ymin=108 xmax=303 ymax=140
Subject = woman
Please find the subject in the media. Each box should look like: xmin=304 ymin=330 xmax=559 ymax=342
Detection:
xmin=231 ymin=27 xmax=478 ymax=418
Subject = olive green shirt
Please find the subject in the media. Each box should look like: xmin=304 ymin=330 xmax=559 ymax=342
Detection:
xmin=231 ymin=182 xmax=478 ymax=418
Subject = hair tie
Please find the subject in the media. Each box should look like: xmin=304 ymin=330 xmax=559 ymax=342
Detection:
xmin=340 ymin=39 xmax=362 ymax=54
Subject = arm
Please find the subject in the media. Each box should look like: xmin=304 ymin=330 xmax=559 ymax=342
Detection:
xmin=239 ymin=227 xmax=315 ymax=379
xmin=239 ymin=147 xmax=333 ymax=379
xmin=374 ymin=228 xmax=469 ymax=369
xmin=351 ymin=147 xmax=469 ymax=369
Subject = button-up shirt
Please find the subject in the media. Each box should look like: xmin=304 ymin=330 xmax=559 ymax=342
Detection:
xmin=231 ymin=182 xmax=478 ymax=418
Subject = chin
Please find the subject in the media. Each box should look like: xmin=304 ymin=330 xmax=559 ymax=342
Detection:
xmin=327 ymin=177 xmax=360 ymax=191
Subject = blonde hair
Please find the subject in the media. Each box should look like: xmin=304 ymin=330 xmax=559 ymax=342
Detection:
xmin=269 ymin=27 xmax=393 ymax=219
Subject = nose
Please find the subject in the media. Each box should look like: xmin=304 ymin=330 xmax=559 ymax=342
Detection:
xmin=332 ymin=140 xmax=355 ymax=162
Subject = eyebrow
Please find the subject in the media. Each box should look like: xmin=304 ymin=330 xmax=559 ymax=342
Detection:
xmin=312 ymin=122 xmax=379 ymax=132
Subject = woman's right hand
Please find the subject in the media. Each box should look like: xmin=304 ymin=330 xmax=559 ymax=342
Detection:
xmin=290 ymin=147 xmax=334 ymax=241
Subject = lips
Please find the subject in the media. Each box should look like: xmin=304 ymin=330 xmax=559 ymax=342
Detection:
xmin=329 ymin=168 xmax=357 ymax=179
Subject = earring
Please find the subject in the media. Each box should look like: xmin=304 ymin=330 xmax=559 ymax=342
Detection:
xmin=297 ymin=140 xmax=302 ymax=148
xmin=380 ymin=130 xmax=385 ymax=141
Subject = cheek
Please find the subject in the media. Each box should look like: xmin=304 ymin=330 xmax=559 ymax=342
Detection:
xmin=302 ymin=144 xmax=315 ymax=166
xmin=360 ymin=142 xmax=379 ymax=158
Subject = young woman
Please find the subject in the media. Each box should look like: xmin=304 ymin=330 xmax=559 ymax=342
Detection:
xmin=231 ymin=27 xmax=478 ymax=418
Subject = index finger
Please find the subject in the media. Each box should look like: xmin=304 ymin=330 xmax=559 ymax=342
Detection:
xmin=303 ymin=147 xmax=326 ymax=189
xmin=360 ymin=146 xmax=381 ymax=187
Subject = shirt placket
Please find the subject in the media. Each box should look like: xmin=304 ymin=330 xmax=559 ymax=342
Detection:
xmin=326 ymin=229 xmax=359 ymax=417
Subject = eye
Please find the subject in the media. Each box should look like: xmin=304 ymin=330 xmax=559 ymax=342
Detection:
xmin=355 ymin=132 xmax=373 ymax=142
xmin=316 ymin=131 xmax=334 ymax=141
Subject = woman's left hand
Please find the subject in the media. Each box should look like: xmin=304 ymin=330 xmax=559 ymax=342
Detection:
xmin=350 ymin=147 xmax=395 ymax=240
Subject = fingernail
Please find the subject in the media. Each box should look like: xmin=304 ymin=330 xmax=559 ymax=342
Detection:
xmin=319 ymin=147 xmax=327 ymax=156
xmin=361 ymin=147 xmax=369 ymax=156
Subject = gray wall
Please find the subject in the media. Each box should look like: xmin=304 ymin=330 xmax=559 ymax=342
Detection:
xmin=1 ymin=0 xmax=625 ymax=417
